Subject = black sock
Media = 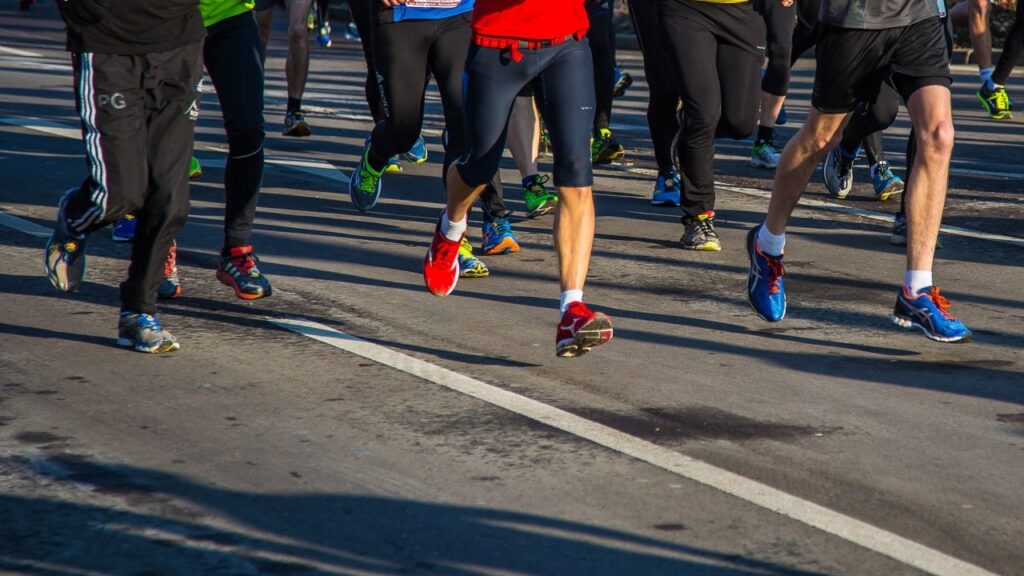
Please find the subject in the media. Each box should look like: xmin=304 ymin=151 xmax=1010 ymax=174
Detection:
xmin=757 ymin=125 xmax=774 ymax=143
xmin=287 ymin=97 xmax=301 ymax=113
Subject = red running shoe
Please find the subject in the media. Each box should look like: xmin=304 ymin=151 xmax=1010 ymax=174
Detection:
xmin=556 ymin=302 xmax=613 ymax=358
xmin=423 ymin=214 xmax=461 ymax=296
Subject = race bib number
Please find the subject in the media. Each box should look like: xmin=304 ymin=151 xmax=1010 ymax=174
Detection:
xmin=405 ymin=0 xmax=463 ymax=8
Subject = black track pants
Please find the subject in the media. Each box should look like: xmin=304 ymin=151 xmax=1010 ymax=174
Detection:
xmin=204 ymin=12 xmax=266 ymax=249
xmin=349 ymin=0 xmax=385 ymax=122
xmin=757 ymin=0 xmax=796 ymax=96
xmin=65 ymin=41 xmax=203 ymax=315
xmin=993 ymin=0 xmax=1023 ymax=86
xmin=838 ymin=82 xmax=899 ymax=164
xmin=659 ymin=0 xmax=764 ymax=218
xmin=629 ymin=0 xmax=680 ymax=174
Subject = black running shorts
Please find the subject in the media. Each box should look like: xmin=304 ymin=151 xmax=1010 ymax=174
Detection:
xmin=812 ymin=17 xmax=952 ymax=114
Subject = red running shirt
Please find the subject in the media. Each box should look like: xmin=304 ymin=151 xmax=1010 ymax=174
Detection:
xmin=471 ymin=0 xmax=590 ymax=41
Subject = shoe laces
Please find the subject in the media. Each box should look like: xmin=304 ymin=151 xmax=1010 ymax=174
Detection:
xmin=691 ymin=211 xmax=717 ymax=238
xmin=229 ymin=247 xmax=260 ymax=276
xmin=759 ymin=139 xmax=780 ymax=155
xmin=525 ymin=175 xmax=550 ymax=195
xmin=874 ymin=161 xmax=892 ymax=179
xmin=490 ymin=217 xmax=512 ymax=237
xmin=994 ymin=88 xmax=1011 ymax=111
xmin=766 ymin=255 xmax=785 ymax=295
xmin=925 ymin=286 xmax=955 ymax=320
xmin=164 ymin=243 xmax=177 ymax=277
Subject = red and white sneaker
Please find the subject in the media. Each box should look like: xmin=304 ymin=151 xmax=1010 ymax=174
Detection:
xmin=423 ymin=215 xmax=461 ymax=296
xmin=555 ymin=302 xmax=613 ymax=358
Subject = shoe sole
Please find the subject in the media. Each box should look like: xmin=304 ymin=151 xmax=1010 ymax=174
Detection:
xmin=651 ymin=200 xmax=680 ymax=207
xmin=216 ymin=270 xmax=271 ymax=300
xmin=157 ymin=286 xmax=182 ymax=300
xmin=282 ymin=125 xmax=311 ymax=137
xmin=593 ymin=150 xmax=625 ymax=165
xmin=111 ymin=234 xmax=133 ymax=243
xmin=977 ymin=94 xmax=1013 ymax=120
xmin=383 ymin=164 xmax=402 ymax=174
xmin=117 ymin=336 xmax=181 ymax=353
xmin=460 ymin=268 xmax=489 ymax=278
xmin=889 ymin=233 xmax=907 ymax=246
xmin=482 ymin=238 xmax=520 ymax=256
xmin=822 ymin=153 xmax=852 ymax=199
xmin=680 ymin=242 xmax=721 ymax=251
xmin=750 ymin=159 xmax=778 ymax=170
xmin=556 ymin=314 xmax=613 ymax=358
xmin=876 ymin=180 xmax=904 ymax=202
xmin=527 ymin=203 xmax=557 ymax=219
xmin=891 ymin=314 xmax=972 ymax=343
xmin=402 ymin=153 xmax=428 ymax=164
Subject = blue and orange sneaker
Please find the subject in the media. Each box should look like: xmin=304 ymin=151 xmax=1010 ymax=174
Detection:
xmin=216 ymin=245 xmax=272 ymax=300
xmin=481 ymin=215 xmax=520 ymax=255
xmin=892 ymin=286 xmax=972 ymax=343
xmin=157 ymin=241 xmax=182 ymax=300
xmin=746 ymin=225 xmax=786 ymax=322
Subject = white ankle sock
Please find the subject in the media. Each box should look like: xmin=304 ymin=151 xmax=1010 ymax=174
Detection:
xmin=440 ymin=214 xmax=467 ymax=242
xmin=904 ymin=270 xmax=933 ymax=294
xmin=757 ymin=223 xmax=785 ymax=256
xmin=560 ymin=290 xmax=583 ymax=313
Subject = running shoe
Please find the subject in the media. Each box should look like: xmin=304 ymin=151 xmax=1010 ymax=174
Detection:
xmin=481 ymin=215 xmax=520 ymax=255
xmin=751 ymin=138 xmax=781 ymax=169
xmin=871 ymin=161 xmax=904 ymax=201
xmin=889 ymin=211 xmax=943 ymax=249
xmin=892 ymin=285 xmax=972 ymax=343
xmin=591 ymin=128 xmax=625 ymax=165
xmin=613 ymin=66 xmax=633 ymax=98
xmin=423 ymin=213 xmax=461 ymax=296
xmin=458 ymin=238 xmax=489 ymax=278
xmin=746 ymin=225 xmax=786 ymax=322
xmin=216 ymin=245 xmax=273 ymax=300
xmin=555 ymin=301 xmax=613 ymax=358
xmin=823 ymin=146 xmax=855 ymax=199
xmin=349 ymin=144 xmax=384 ymax=212
xmin=112 ymin=213 xmax=137 ymax=243
xmin=189 ymin=156 xmax=202 ymax=179
xmin=651 ymin=171 xmax=681 ymax=207
xmin=540 ymin=128 xmax=552 ymax=157
xmin=283 ymin=110 xmax=311 ymax=137
xmin=157 ymin=241 xmax=181 ymax=300
xmin=384 ymin=156 xmax=402 ymax=173
xmin=977 ymin=84 xmax=1013 ymax=120
xmin=343 ymin=21 xmax=360 ymax=41
xmin=45 ymin=189 xmax=87 ymax=292
xmin=776 ymin=105 xmax=788 ymax=126
xmin=316 ymin=23 xmax=332 ymax=48
xmin=890 ymin=211 xmax=907 ymax=246
xmin=402 ymin=135 xmax=428 ymax=164
xmin=680 ymin=210 xmax=721 ymax=251
xmin=523 ymin=174 xmax=558 ymax=218
xmin=117 ymin=311 xmax=180 ymax=354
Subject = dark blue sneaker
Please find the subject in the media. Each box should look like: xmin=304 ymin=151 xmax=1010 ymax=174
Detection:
xmin=892 ymin=286 xmax=972 ymax=343
xmin=613 ymin=66 xmax=632 ymax=98
xmin=112 ymin=213 xmax=137 ymax=242
xmin=117 ymin=311 xmax=180 ymax=353
xmin=481 ymin=215 xmax=520 ymax=255
xmin=746 ymin=225 xmax=786 ymax=322
xmin=349 ymin=144 xmax=384 ymax=212
xmin=403 ymin=135 xmax=428 ymax=164
xmin=651 ymin=171 xmax=681 ymax=207
xmin=45 ymin=188 xmax=87 ymax=292
xmin=776 ymin=105 xmax=788 ymax=126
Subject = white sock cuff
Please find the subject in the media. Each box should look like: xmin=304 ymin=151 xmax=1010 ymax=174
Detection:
xmin=441 ymin=214 xmax=467 ymax=242
xmin=904 ymin=270 xmax=933 ymax=294
xmin=560 ymin=290 xmax=584 ymax=313
xmin=757 ymin=223 xmax=786 ymax=256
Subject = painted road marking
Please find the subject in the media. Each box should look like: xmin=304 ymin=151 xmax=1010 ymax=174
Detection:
xmin=0 ymin=45 xmax=42 ymax=58
xmin=0 ymin=210 xmax=51 ymax=238
xmin=607 ymin=164 xmax=1024 ymax=249
xmin=270 ymin=317 xmax=1000 ymax=576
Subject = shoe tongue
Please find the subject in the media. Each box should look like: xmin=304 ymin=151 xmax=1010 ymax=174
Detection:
xmin=228 ymin=245 xmax=253 ymax=258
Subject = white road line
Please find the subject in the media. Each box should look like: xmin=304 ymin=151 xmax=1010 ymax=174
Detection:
xmin=605 ymin=164 xmax=1024 ymax=249
xmin=0 ymin=45 xmax=42 ymax=58
xmin=0 ymin=116 xmax=81 ymax=140
xmin=0 ymin=211 xmax=51 ymax=238
xmin=270 ymin=317 xmax=1000 ymax=576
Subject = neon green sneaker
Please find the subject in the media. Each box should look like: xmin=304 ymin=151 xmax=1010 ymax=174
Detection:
xmin=458 ymin=238 xmax=489 ymax=278
xmin=522 ymin=174 xmax=557 ymax=218
xmin=977 ymin=84 xmax=1013 ymax=120
xmin=349 ymin=145 xmax=384 ymax=212
xmin=591 ymin=128 xmax=624 ymax=165
xmin=189 ymin=156 xmax=202 ymax=179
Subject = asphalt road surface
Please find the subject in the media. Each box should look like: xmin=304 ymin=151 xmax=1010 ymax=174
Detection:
xmin=1 ymin=4 xmax=1022 ymax=576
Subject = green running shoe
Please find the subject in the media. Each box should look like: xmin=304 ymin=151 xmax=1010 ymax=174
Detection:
xmin=522 ymin=174 xmax=557 ymax=218
xmin=591 ymin=128 xmax=624 ymax=165
xmin=189 ymin=156 xmax=202 ymax=179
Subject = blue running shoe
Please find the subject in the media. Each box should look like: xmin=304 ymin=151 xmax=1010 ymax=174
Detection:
xmin=746 ymin=225 xmax=786 ymax=322
xmin=117 ymin=311 xmax=180 ymax=353
xmin=481 ymin=215 xmax=520 ymax=255
xmin=112 ymin=213 xmax=137 ymax=242
xmin=45 ymin=188 xmax=87 ymax=292
xmin=776 ymin=105 xmax=788 ymax=126
xmin=403 ymin=135 xmax=428 ymax=164
xmin=349 ymin=143 xmax=384 ymax=212
xmin=871 ymin=161 xmax=904 ymax=201
xmin=892 ymin=286 xmax=972 ymax=343
xmin=613 ymin=66 xmax=632 ymax=98
xmin=651 ymin=171 xmax=681 ymax=207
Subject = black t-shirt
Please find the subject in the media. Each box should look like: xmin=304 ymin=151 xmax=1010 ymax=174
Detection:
xmin=819 ymin=0 xmax=944 ymax=29
xmin=62 ymin=0 xmax=205 ymax=55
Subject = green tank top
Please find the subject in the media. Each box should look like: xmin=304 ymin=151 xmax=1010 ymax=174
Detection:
xmin=200 ymin=0 xmax=255 ymax=27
